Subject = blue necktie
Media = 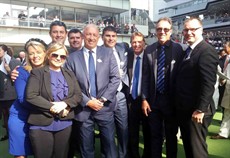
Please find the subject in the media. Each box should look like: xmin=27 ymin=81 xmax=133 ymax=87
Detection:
xmin=132 ymin=56 xmax=140 ymax=99
xmin=88 ymin=51 xmax=96 ymax=98
xmin=157 ymin=46 xmax=165 ymax=93
xmin=185 ymin=46 xmax=191 ymax=59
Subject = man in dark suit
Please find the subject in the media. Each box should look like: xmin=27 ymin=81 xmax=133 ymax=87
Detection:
xmin=102 ymin=26 xmax=129 ymax=158
xmin=127 ymin=32 xmax=151 ymax=158
xmin=175 ymin=17 xmax=218 ymax=158
xmin=67 ymin=28 xmax=83 ymax=53
xmin=142 ymin=17 xmax=184 ymax=158
xmin=65 ymin=24 xmax=120 ymax=158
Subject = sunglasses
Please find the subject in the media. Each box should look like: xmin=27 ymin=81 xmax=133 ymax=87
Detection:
xmin=51 ymin=53 xmax=67 ymax=60
xmin=156 ymin=28 xmax=171 ymax=33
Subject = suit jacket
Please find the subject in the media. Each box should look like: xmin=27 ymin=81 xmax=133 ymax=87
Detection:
xmin=127 ymin=48 xmax=142 ymax=98
xmin=65 ymin=46 xmax=120 ymax=122
xmin=26 ymin=66 xmax=82 ymax=126
xmin=221 ymin=57 xmax=230 ymax=109
xmin=114 ymin=43 xmax=129 ymax=89
xmin=175 ymin=40 xmax=218 ymax=114
xmin=0 ymin=58 xmax=21 ymax=100
xmin=141 ymin=40 xmax=185 ymax=106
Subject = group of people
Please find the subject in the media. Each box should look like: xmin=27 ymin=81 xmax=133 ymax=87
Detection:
xmin=0 ymin=16 xmax=222 ymax=158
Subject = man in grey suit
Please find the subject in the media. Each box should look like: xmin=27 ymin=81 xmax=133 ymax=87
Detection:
xmin=102 ymin=26 xmax=129 ymax=158
xmin=65 ymin=24 xmax=120 ymax=158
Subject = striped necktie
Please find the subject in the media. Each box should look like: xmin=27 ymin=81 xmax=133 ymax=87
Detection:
xmin=156 ymin=46 xmax=165 ymax=93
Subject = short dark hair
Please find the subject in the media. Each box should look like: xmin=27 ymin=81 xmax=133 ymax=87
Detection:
xmin=49 ymin=20 xmax=67 ymax=33
xmin=102 ymin=26 xmax=117 ymax=36
xmin=68 ymin=28 xmax=82 ymax=38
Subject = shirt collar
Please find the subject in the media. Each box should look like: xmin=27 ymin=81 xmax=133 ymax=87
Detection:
xmin=157 ymin=40 xmax=171 ymax=48
xmin=134 ymin=51 xmax=144 ymax=59
xmin=84 ymin=47 xmax=97 ymax=54
xmin=190 ymin=37 xmax=203 ymax=50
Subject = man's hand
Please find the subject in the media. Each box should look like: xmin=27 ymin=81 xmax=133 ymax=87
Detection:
xmin=87 ymin=98 xmax=104 ymax=111
xmin=192 ymin=110 xmax=204 ymax=124
xmin=11 ymin=66 xmax=20 ymax=82
xmin=142 ymin=99 xmax=151 ymax=116
xmin=61 ymin=107 xmax=70 ymax=117
xmin=219 ymin=78 xmax=226 ymax=86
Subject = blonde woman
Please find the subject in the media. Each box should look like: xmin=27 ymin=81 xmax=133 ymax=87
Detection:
xmin=26 ymin=42 xmax=82 ymax=158
xmin=8 ymin=38 xmax=47 ymax=158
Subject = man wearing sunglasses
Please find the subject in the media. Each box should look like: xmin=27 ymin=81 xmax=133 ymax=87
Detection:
xmin=142 ymin=17 xmax=184 ymax=158
xmin=174 ymin=17 xmax=218 ymax=158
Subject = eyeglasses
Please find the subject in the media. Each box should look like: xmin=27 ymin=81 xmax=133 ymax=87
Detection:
xmin=183 ymin=27 xmax=201 ymax=33
xmin=156 ymin=28 xmax=171 ymax=33
xmin=51 ymin=53 xmax=67 ymax=60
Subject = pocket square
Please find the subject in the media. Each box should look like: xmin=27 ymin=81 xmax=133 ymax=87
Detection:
xmin=97 ymin=59 xmax=102 ymax=63
xmin=124 ymin=52 xmax=128 ymax=56
xmin=171 ymin=60 xmax=176 ymax=65
xmin=120 ymin=61 xmax=125 ymax=66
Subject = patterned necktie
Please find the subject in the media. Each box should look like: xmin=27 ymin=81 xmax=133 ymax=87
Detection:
xmin=157 ymin=46 xmax=165 ymax=93
xmin=88 ymin=51 xmax=96 ymax=98
xmin=185 ymin=46 xmax=192 ymax=59
xmin=132 ymin=56 xmax=140 ymax=99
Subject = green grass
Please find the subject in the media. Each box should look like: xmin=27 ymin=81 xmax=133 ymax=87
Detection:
xmin=1 ymin=112 xmax=229 ymax=158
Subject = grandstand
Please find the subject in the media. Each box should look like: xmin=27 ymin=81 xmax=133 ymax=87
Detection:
xmin=149 ymin=0 xmax=230 ymax=49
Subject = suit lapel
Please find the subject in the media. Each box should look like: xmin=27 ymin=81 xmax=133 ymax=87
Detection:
xmin=79 ymin=50 xmax=89 ymax=81
xmin=151 ymin=46 xmax=158 ymax=86
xmin=128 ymin=51 xmax=134 ymax=83
xmin=43 ymin=66 xmax=53 ymax=101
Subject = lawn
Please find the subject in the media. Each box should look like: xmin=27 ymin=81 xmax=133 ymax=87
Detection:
xmin=0 ymin=112 xmax=229 ymax=158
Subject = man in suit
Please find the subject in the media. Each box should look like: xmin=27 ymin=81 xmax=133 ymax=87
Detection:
xmin=175 ymin=17 xmax=218 ymax=158
xmin=49 ymin=20 xmax=67 ymax=45
xmin=127 ymin=32 xmax=151 ymax=158
xmin=102 ymin=26 xmax=129 ymax=158
xmin=142 ymin=17 xmax=184 ymax=158
xmin=67 ymin=28 xmax=83 ymax=53
xmin=18 ymin=51 xmax=26 ymax=66
xmin=65 ymin=24 xmax=120 ymax=158
xmin=211 ymin=41 xmax=230 ymax=139
xmin=67 ymin=28 xmax=83 ymax=158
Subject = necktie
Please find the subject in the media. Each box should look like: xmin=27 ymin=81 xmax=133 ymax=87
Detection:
xmin=132 ymin=56 xmax=140 ymax=99
xmin=157 ymin=46 xmax=165 ymax=93
xmin=88 ymin=51 xmax=96 ymax=98
xmin=185 ymin=46 xmax=192 ymax=59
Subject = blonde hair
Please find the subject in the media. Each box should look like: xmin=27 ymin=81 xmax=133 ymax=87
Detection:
xmin=45 ymin=42 xmax=68 ymax=65
xmin=24 ymin=38 xmax=47 ymax=72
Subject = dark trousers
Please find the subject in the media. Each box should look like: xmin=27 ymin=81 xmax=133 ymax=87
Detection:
xmin=29 ymin=126 xmax=71 ymax=158
xmin=148 ymin=94 xmax=178 ymax=158
xmin=68 ymin=120 xmax=81 ymax=158
xmin=79 ymin=112 xmax=117 ymax=158
xmin=114 ymin=91 xmax=128 ymax=158
xmin=177 ymin=109 xmax=213 ymax=158
xmin=128 ymin=96 xmax=151 ymax=158
xmin=0 ymin=100 xmax=14 ymax=134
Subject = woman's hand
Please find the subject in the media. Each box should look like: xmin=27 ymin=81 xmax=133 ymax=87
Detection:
xmin=50 ymin=101 xmax=68 ymax=114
